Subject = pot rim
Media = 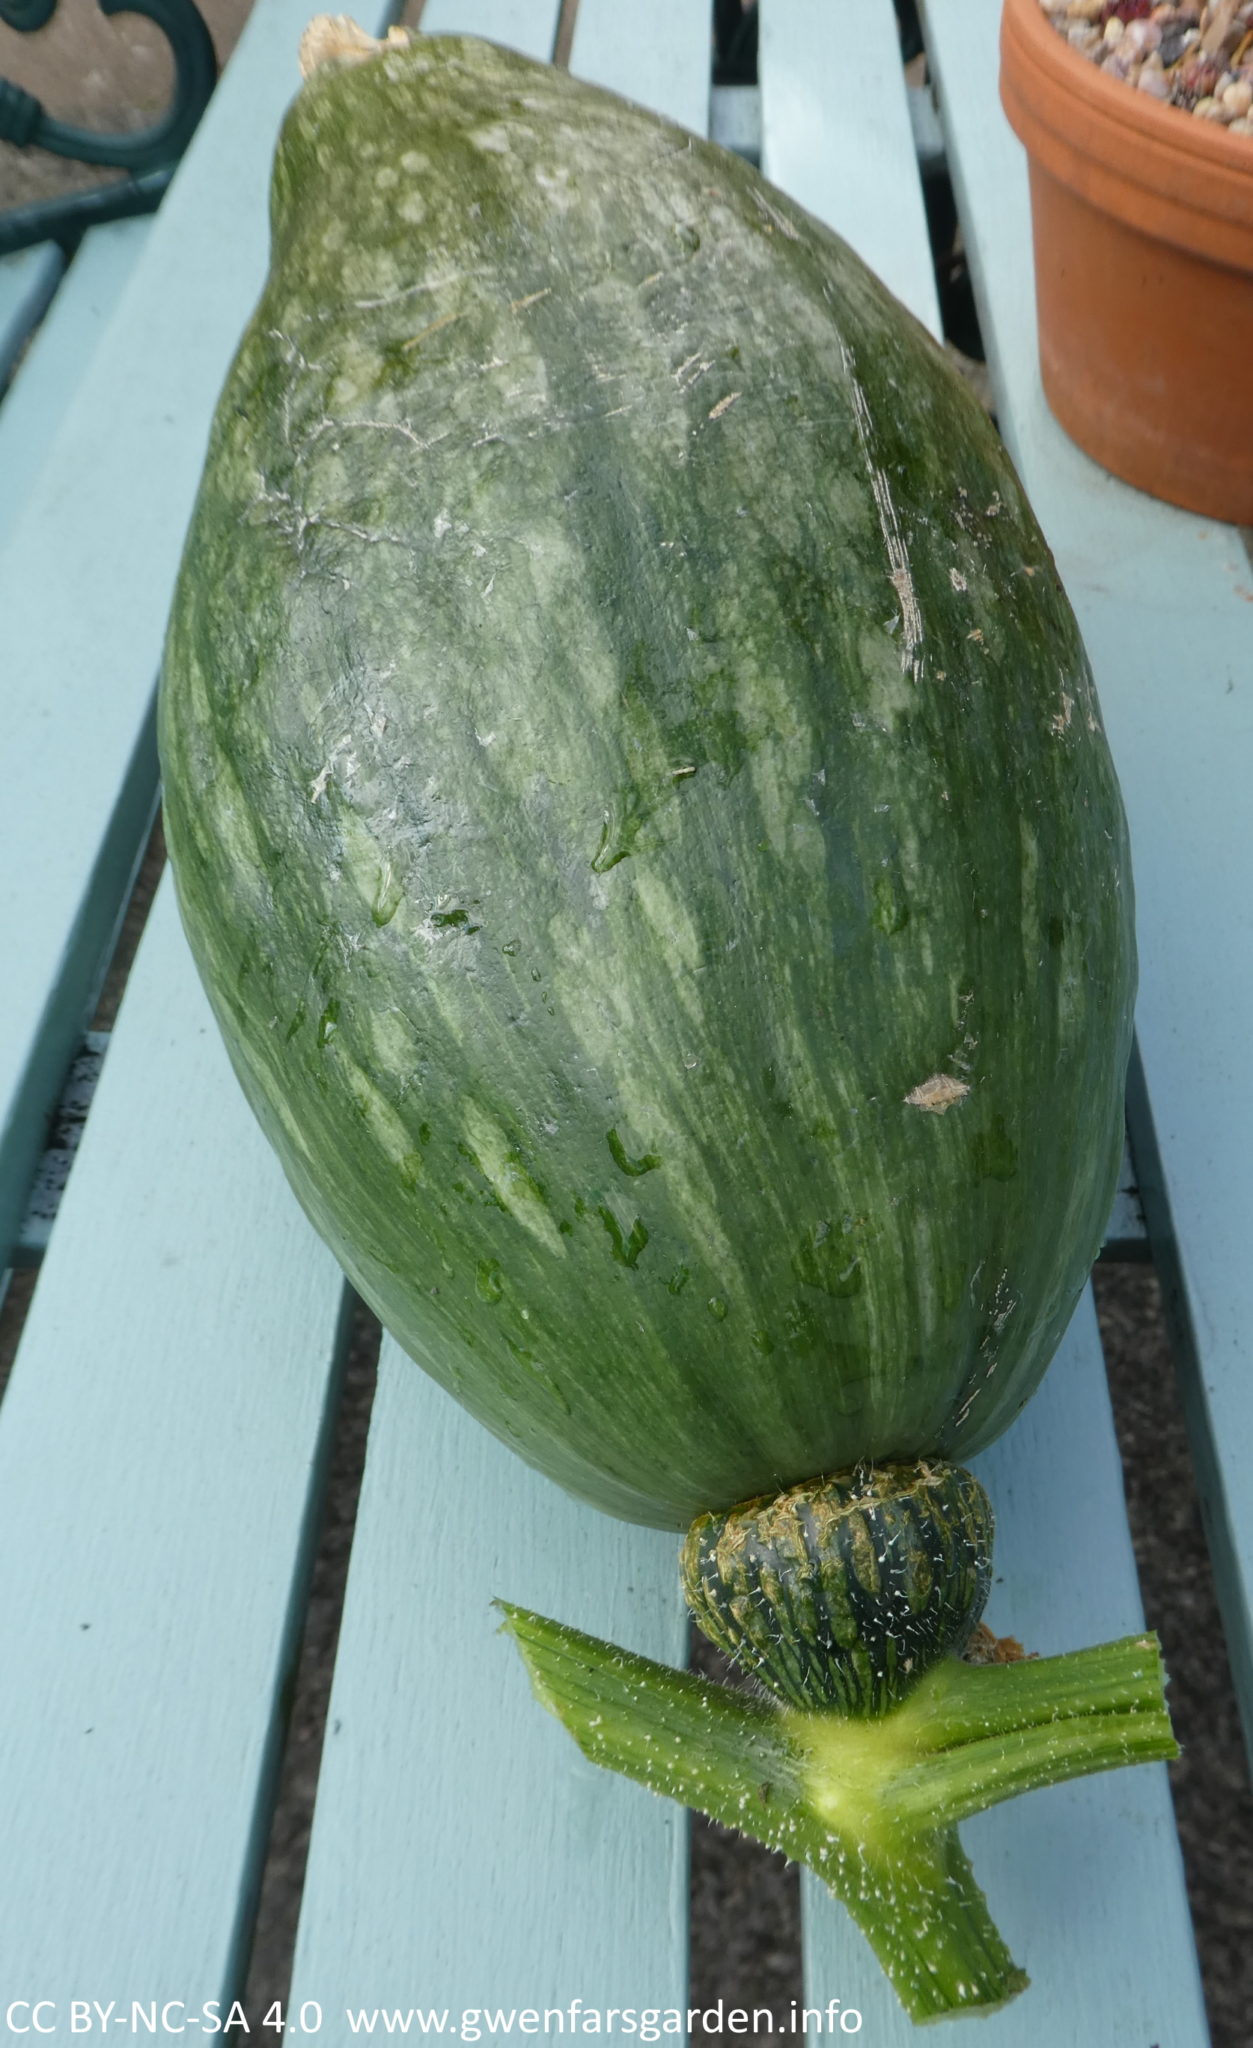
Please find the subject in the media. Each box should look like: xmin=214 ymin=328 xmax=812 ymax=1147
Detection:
xmin=1000 ymin=0 xmax=1253 ymax=262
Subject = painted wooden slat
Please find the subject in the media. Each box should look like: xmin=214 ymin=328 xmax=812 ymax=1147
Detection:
xmin=0 ymin=0 xmax=393 ymax=1274
xmin=288 ymin=1337 xmax=688 ymax=2015
xmin=0 ymin=221 xmax=149 ymax=553
xmin=0 ymin=875 xmax=352 ymax=1992
xmin=422 ymin=0 xmax=560 ymax=62
xmin=710 ymin=84 xmax=762 ymax=163
xmin=0 ymin=241 xmax=64 ymax=393
xmin=570 ymin=0 xmax=711 ymax=136
xmin=923 ymin=0 xmax=1253 ymax=1766
xmin=289 ymin=0 xmax=692 ymax=2014
xmin=758 ymin=0 xmax=942 ymax=336
xmin=803 ymin=1295 xmax=1210 ymax=2042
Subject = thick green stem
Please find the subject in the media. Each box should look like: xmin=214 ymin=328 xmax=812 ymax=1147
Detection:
xmin=795 ymin=1638 xmax=1177 ymax=1833
xmin=500 ymin=1604 xmax=1176 ymax=2025
xmin=825 ymin=1824 xmax=1026 ymax=2020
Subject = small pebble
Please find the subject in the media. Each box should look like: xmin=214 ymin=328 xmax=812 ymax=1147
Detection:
xmin=1045 ymin=0 xmax=1253 ymax=117
xmin=1176 ymin=52 xmax=1224 ymax=94
xmin=1124 ymin=17 xmax=1163 ymax=48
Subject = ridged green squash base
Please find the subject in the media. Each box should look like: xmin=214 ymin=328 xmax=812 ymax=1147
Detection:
xmin=158 ymin=34 xmax=1135 ymax=1529
xmin=683 ymin=1461 xmax=994 ymax=1714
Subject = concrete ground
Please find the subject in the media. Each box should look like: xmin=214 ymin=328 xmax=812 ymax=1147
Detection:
xmin=3 ymin=5 xmax=1250 ymax=2040
xmin=0 ymin=0 xmax=254 ymax=216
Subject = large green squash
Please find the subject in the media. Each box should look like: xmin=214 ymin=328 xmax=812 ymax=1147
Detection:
xmin=158 ymin=32 xmax=1135 ymax=1532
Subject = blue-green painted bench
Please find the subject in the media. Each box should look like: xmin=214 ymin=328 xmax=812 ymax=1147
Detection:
xmin=0 ymin=0 xmax=1245 ymax=2037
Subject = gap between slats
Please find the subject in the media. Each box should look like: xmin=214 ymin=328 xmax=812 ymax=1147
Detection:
xmin=0 ymin=806 xmax=167 ymax=1395
xmin=241 ymin=1298 xmax=384 ymax=2011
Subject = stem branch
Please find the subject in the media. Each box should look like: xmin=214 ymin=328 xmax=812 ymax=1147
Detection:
xmin=499 ymin=1605 xmax=1175 ymax=2025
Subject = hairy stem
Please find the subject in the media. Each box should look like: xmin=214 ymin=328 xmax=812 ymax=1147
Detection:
xmin=500 ymin=1604 xmax=1176 ymax=2024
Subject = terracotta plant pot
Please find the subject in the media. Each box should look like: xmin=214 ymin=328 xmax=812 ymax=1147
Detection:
xmin=1000 ymin=0 xmax=1253 ymax=525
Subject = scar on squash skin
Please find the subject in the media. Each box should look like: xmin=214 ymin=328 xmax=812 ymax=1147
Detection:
xmin=676 ymin=351 xmax=713 ymax=389
xmin=402 ymin=310 xmax=465 ymax=350
xmin=839 ymin=334 xmax=923 ymax=683
xmin=904 ymin=1074 xmax=970 ymax=1114
xmin=708 ymin=392 xmax=742 ymax=421
xmin=749 ymin=187 xmax=800 ymax=241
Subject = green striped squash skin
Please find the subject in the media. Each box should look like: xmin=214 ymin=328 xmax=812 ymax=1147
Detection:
xmin=158 ymin=35 xmax=1135 ymax=1532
